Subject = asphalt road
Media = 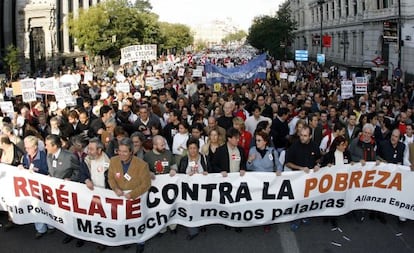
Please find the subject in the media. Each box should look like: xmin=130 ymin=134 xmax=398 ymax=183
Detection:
xmin=1 ymin=211 xmax=413 ymax=253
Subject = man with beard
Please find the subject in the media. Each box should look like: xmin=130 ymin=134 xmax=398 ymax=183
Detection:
xmin=143 ymin=135 xmax=177 ymax=234
xmin=79 ymin=137 xmax=110 ymax=252
xmin=107 ymin=137 xmax=151 ymax=253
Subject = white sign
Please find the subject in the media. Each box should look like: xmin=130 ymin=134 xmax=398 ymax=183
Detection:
xmin=0 ymin=163 xmax=413 ymax=246
xmin=354 ymin=77 xmax=368 ymax=95
xmin=177 ymin=67 xmax=185 ymax=77
xmin=340 ymin=71 xmax=347 ymax=79
xmin=0 ymin=101 xmax=14 ymax=118
xmin=145 ymin=77 xmax=164 ymax=90
xmin=83 ymin=72 xmax=93 ymax=84
xmin=20 ymin=78 xmax=34 ymax=90
xmin=341 ymin=80 xmax=354 ymax=99
xmin=288 ymin=75 xmax=297 ymax=83
xmin=354 ymin=77 xmax=368 ymax=85
xmin=280 ymin=73 xmax=288 ymax=79
xmin=116 ymin=82 xmax=131 ymax=93
xmin=22 ymin=89 xmax=36 ymax=103
xmin=192 ymin=69 xmax=203 ymax=77
xmin=5 ymin=87 xmax=13 ymax=98
xmin=54 ymin=86 xmax=75 ymax=106
xmin=120 ymin=44 xmax=157 ymax=65
xmin=35 ymin=77 xmax=56 ymax=95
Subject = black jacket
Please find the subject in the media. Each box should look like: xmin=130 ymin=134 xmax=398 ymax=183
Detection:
xmin=211 ymin=144 xmax=247 ymax=173
xmin=178 ymin=154 xmax=210 ymax=174
xmin=321 ymin=150 xmax=352 ymax=167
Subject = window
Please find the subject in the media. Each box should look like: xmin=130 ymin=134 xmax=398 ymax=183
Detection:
xmin=353 ymin=0 xmax=357 ymax=15
xmin=352 ymin=32 xmax=357 ymax=54
xmin=312 ymin=8 xmax=315 ymax=23
xmin=302 ymin=11 xmax=305 ymax=26
xmin=346 ymin=0 xmax=349 ymax=16
xmin=377 ymin=0 xmax=392 ymax=9
xmin=332 ymin=2 xmax=335 ymax=19
xmin=317 ymin=7 xmax=320 ymax=23
xmin=338 ymin=33 xmax=342 ymax=52
xmin=338 ymin=0 xmax=342 ymax=17
xmin=361 ymin=31 xmax=364 ymax=56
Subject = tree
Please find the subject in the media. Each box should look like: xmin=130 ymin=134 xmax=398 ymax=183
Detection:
xmin=159 ymin=22 xmax=194 ymax=54
xmin=247 ymin=2 xmax=296 ymax=58
xmin=222 ymin=30 xmax=247 ymax=44
xmin=132 ymin=0 xmax=152 ymax=12
xmin=68 ymin=0 xmax=162 ymax=60
xmin=3 ymin=44 xmax=20 ymax=81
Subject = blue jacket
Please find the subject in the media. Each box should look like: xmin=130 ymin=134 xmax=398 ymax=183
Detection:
xmin=246 ymin=147 xmax=282 ymax=172
xmin=22 ymin=150 xmax=48 ymax=175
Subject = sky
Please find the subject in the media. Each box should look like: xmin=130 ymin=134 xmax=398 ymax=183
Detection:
xmin=150 ymin=0 xmax=285 ymax=31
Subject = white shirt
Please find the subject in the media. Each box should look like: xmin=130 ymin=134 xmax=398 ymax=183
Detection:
xmin=334 ymin=150 xmax=345 ymax=166
xmin=90 ymin=155 xmax=109 ymax=188
xmin=320 ymin=133 xmax=335 ymax=153
xmin=245 ymin=115 xmax=272 ymax=135
xmin=172 ymin=133 xmax=189 ymax=155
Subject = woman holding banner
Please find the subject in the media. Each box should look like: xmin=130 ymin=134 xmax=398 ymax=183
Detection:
xmin=246 ymin=130 xmax=282 ymax=232
xmin=178 ymin=137 xmax=209 ymax=240
xmin=320 ymin=135 xmax=352 ymax=228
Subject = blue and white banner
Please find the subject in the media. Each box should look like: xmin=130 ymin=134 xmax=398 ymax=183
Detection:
xmin=205 ymin=53 xmax=267 ymax=85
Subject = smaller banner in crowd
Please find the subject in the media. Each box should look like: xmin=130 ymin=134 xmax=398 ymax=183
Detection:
xmin=120 ymin=44 xmax=157 ymax=65
xmin=0 ymin=163 xmax=413 ymax=246
xmin=204 ymin=53 xmax=267 ymax=85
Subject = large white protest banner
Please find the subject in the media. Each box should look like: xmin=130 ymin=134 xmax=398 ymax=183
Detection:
xmin=0 ymin=163 xmax=412 ymax=246
xmin=120 ymin=44 xmax=157 ymax=65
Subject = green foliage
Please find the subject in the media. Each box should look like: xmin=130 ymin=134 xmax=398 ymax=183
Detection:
xmin=222 ymin=30 xmax=247 ymax=44
xmin=132 ymin=0 xmax=152 ymax=12
xmin=68 ymin=0 xmax=162 ymax=60
xmin=247 ymin=2 xmax=297 ymax=58
xmin=68 ymin=0 xmax=193 ymax=61
xmin=3 ymin=44 xmax=20 ymax=81
xmin=159 ymin=22 xmax=194 ymax=54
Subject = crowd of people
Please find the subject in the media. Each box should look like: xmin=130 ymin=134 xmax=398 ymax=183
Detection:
xmin=1 ymin=55 xmax=414 ymax=252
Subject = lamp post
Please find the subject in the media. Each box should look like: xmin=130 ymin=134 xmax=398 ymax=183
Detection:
xmin=317 ymin=0 xmax=325 ymax=54
xmin=397 ymin=0 xmax=402 ymax=70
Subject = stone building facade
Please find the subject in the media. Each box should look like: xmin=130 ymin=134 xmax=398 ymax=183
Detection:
xmin=0 ymin=0 xmax=101 ymax=75
xmin=290 ymin=0 xmax=414 ymax=80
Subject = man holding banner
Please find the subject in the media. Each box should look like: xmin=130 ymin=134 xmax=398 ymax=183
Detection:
xmin=45 ymin=134 xmax=82 ymax=245
xmin=285 ymin=125 xmax=321 ymax=231
xmin=107 ymin=137 xmax=151 ymax=253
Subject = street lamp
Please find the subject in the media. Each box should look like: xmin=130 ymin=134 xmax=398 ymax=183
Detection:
xmin=317 ymin=0 xmax=325 ymax=54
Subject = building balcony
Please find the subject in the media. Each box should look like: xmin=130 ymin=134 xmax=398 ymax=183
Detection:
xmin=363 ymin=8 xmax=398 ymax=21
